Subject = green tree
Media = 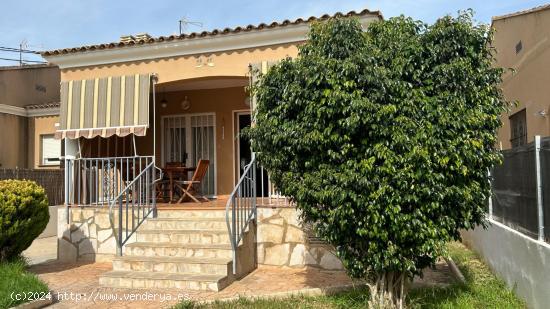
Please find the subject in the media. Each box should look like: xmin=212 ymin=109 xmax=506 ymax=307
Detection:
xmin=247 ymin=11 xmax=506 ymax=308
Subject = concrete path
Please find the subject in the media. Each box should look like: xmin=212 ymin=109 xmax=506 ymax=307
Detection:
xmin=23 ymin=236 xmax=57 ymax=265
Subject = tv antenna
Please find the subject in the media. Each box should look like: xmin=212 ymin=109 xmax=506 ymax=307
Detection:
xmin=179 ymin=17 xmax=203 ymax=35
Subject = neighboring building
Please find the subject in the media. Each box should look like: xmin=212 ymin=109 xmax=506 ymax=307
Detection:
xmin=493 ymin=5 xmax=550 ymax=149
xmin=41 ymin=9 xmax=382 ymax=291
xmin=0 ymin=64 xmax=61 ymax=168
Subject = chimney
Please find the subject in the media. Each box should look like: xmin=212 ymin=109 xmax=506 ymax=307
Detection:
xmin=134 ymin=33 xmax=152 ymax=41
xmin=120 ymin=35 xmax=136 ymax=43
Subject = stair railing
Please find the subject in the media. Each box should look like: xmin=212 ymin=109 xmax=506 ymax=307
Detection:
xmin=226 ymin=153 xmax=257 ymax=274
xmin=108 ymin=159 xmax=157 ymax=255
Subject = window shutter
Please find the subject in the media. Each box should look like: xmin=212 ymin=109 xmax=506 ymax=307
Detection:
xmin=42 ymin=135 xmax=61 ymax=164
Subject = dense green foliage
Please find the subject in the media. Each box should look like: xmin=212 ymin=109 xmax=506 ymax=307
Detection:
xmin=0 ymin=257 xmax=49 ymax=309
xmin=173 ymin=243 xmax=525 ymax=309
xmin=247 ymin=12 xmax=507 ymax=282
xmin=0 ymin=180 xmax=49 ymax=261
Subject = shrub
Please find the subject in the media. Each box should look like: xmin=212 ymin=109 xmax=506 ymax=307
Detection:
xmin=248 ymin=12 xmax=506 ymax=307
xmin=0 ymin=180 xmax=49 ymax=261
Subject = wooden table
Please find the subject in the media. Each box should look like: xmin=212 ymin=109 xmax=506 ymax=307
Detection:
xmin=162 ymin=166 xmax=196 ymax=203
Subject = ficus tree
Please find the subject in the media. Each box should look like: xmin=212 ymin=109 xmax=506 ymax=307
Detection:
xmin=246 ymin=11 xmax=507 ymax=308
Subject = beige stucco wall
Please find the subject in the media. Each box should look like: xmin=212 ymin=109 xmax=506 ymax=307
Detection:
xmin=494 ymin=9 xmax=550 ymax=149
xmin=30 ymin=115 xmax=60 ymax=169
xmin=0 ymin=65 xmax=60 ymax=108
xmin=60 ymin=44 xmax=299 ymax=84
xmin=0 ymin=113 xmax=28 ymax=168
xmin=0 ymin=65 xmax=60 ymax=168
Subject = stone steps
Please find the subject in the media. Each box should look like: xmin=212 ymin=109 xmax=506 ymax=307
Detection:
xmin=136 ymin=229 xmax=230 ymax=244
xmin=124 ymin=242 xmax=233 ymax=259
xmin=100 ymin=208 xmax=256 ymax=291
xmin=141 ymin=217 xmax=227 ymax=230
xmin=100 ymin=209 xmax=245 ymax=291
xmin=112 ymin=256 xmax=231 ymax=274
xmin=156 ymin=210 xmax=227 ymax=219
xmin=99 ymin=270 xmax=231 ymax=291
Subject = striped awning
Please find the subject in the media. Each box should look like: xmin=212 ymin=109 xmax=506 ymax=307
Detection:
xmin=55 ymin=74 xmax=152 ymax=139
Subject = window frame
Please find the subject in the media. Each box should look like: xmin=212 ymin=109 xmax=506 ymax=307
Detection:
xmin=40 ymin=134 xmax=61 ymax=166
xmin=509 ymin=109 xmax=527 ymax=148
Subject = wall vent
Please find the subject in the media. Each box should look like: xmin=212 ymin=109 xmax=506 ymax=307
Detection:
xmin=516 ymin=40 xmax=523 ymax=54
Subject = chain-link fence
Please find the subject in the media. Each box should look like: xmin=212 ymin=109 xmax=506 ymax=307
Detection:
xmin=490 ymin=136 xmax=550 ymax=242
xmin=0 ymin=168 xmax=64 ymax=206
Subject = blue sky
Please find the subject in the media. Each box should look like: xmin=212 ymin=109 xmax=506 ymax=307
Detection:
xmin=1 ymin=0 xmax=548 ymax=65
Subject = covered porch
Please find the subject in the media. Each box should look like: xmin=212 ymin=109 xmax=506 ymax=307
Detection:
xmin=55 ymin=63 xmax=293 ymax=288
xmin=62 ymin=75 xmax=262 ymax=206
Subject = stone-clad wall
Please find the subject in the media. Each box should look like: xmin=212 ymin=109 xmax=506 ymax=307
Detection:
xmin=257 ymin=207 xmax=344 ymax=270
xmin=57 ymin=207 xmax=123 ymax=262
xmin=58 ymin=206 xmax=344 ymax=270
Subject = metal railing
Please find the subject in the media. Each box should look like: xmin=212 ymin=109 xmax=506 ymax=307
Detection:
xmin=257 ymin=165 xmax=293 ymax=207
xmin=64 ymin=156 xmax=154 ymax=207
xmin=108 ymin=160 xmax=157 ymax=255
xmin=226 ymin=153 xmax=257 ymax=275
xmin=63 ymin=156 xmax=158 ymax=254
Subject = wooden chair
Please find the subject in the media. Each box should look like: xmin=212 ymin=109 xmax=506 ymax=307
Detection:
xmin=175 ymin=160 xmax=210 ymax=203
xmin=155 ymin=162 xmax=184 ymax=202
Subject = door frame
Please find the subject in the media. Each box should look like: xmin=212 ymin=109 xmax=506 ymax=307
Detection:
xmin=232 ymin=109 xmax=251 ymax=187
xmin=160 ymin=112 xmax=217 ymax=196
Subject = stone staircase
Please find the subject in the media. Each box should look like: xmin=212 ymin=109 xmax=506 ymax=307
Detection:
xmin=99 ymin=209 xmax=250 ymax=291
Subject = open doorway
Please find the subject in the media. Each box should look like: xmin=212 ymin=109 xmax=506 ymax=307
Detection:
xmin=234 ymin=111 xmax=269 ymax=197
xmin=236 ymin=113 xmax=252 ymax=177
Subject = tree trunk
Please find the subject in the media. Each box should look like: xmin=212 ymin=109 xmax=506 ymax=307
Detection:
xmin=368 ymin=271 xmax=409 ymax=309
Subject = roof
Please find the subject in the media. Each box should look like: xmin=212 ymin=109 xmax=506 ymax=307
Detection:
xmin=493 ymin=4 xmax=550 ymax=22
xmin=41 ymin=9 xmax=382 ymax=56
xmin=25 ymin=102 xmax=60 ymax=110
xmin=0 ymin=63 xmax=57 ymax=71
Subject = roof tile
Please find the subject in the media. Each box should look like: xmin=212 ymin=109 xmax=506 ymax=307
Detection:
xmin=41 ymin=8 xmax=382 ymax=56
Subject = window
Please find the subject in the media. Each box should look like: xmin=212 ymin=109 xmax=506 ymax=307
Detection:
xmin=162 ymin=114 xmax=216 ymax=196
xmin=510 ymin=109 xmax=527 ymax=148
xmin=40 ymin=134 xmax=61 ymax=166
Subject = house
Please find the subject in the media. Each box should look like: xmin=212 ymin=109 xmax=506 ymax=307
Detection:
xmin=493 ymin=5 xmax=550 ymax=149
xmin=0 ymin=64 xmax=60 ymax=168
xmin=41 ymin=9 xmax=383 ymax=291
xmin=462 ymin=5 xmax=550 ymax=309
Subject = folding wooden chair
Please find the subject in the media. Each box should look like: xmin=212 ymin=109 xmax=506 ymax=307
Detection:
xmin=175 ymin=159 xmax=210 ymax=203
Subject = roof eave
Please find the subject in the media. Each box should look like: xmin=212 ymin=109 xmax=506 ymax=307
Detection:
xmin=43 ymin=14 xmax=380 ymax=69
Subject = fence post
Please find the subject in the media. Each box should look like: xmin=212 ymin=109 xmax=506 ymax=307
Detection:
xmin=535 ymin=135 xmax=544 ymax=241
xmin=488 ymin=169 xmax=493 ymax=221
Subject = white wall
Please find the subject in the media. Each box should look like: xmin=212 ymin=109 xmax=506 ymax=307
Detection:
xmin=462 ymin=220 xmax=550 ymax=309
xmin=38 ymin=206 xmax=58 ymax=238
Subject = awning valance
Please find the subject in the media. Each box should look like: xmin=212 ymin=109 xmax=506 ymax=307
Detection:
xmin=55 ymin=74 xmax=151 ymax=139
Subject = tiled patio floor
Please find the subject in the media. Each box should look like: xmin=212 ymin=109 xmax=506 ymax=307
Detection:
xmin=30 ymin=262 xmax=358 ymax=308
xmin=29 ymin=260 xmax=453 ymax=308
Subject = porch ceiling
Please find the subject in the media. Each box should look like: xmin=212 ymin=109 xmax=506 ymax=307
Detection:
xmin=158 ymin=77 xmax=248 ymax=92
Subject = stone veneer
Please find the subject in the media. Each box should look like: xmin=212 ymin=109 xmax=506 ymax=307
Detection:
xmin=57 ymin=207 xmax=130 ymax=262
xmin=58 ymin=206 xmax=344 ymax=270
xmin=257 ymin=207 xmax=344 ymax=270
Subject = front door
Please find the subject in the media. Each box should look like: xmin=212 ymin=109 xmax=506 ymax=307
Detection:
xmin=162 ymin=114 xmax=216 ymax=196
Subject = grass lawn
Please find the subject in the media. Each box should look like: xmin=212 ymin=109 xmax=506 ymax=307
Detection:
xmin=0 ymin=257 xmax=49 ymax=309
xmin=174 ymin=242 xmax=526 ymax=309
